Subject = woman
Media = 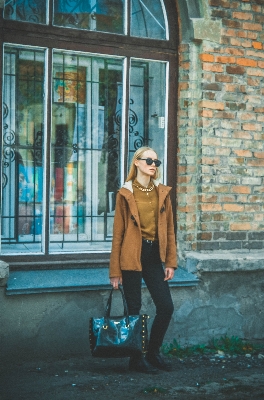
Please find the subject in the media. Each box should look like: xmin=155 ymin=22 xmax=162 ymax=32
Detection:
xmin=109 ymin=146 xmax=177 ymax=374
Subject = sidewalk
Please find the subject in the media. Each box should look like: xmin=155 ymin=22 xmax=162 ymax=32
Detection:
xmin=1 ymin=351 xmax=264 ymax=400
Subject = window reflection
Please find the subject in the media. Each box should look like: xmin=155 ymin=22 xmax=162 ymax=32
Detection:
xmin=50 ymin=53 xmax=123 ymax=252
xmin=131 ymin=0 xmax=167 ymax=40
xmin=4 ymin=0 xmax=47 ymax=24
xmin=128 ymin=59 xmax=166 ymax=175
xmin=2 ymin=48 xmax=45 ymax=253
xmin=53 ymin=0 xmax=124 ymax=34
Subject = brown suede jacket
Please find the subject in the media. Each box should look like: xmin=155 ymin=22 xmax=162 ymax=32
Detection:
xmin=109 ymin=180 xmax=177 ymax=278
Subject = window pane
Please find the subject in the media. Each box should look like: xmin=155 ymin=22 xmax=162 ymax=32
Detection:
xmin=50 ymin=51 xmax=123 ymax=252
xmin=129 ymin=59 xmax=167 ymax=179
xmin=2 ymin=47 xmax=46 ymax=254
xmin=131 ymin=0 xmax=167 ymax=40
xmin=53 ymin=0 xmax=124 ymax=34
xmin=4 ymin=0 xmax=47 ymax=24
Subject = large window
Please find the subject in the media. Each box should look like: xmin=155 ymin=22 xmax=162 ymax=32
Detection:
xmin=1 ymin=0 xmax=177 ymax=257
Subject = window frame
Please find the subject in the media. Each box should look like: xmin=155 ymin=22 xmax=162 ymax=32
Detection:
xmin=0 ymin=1 xmax=178 ymax=269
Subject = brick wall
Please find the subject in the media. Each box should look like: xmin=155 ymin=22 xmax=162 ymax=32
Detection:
xmin=177 ymin=0 xmax=264 ymax=257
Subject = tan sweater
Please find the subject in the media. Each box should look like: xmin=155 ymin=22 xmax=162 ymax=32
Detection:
xmin=132 ymin=179 xmax=159 ymax=241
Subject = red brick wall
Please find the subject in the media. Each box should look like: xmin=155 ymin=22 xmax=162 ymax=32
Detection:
xmin=177 ymin=0 xmax=264 ymax=254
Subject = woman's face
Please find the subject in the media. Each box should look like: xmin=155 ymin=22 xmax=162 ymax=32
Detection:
xmin=134 ymin=149 xmax=158 ymax=178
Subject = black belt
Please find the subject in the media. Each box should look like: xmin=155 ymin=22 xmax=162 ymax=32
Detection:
xmin=142 ymin=238 xmax=159 ymax=245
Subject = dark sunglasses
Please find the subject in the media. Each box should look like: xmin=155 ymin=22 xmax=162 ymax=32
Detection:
xmin=137 ymin=158 xmax=162 ymax=167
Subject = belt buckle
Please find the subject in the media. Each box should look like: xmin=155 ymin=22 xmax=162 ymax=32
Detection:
xmin=144 ymin=238 xmax=154 ymax=245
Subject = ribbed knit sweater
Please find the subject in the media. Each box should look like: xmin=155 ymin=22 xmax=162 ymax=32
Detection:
xmin=132 ymin=179 xmax=158 ymax=241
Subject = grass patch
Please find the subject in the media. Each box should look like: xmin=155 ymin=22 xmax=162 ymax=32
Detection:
xmin=209 ymin=335 xmax=259 ymax=355
xmin=162 ymin=335 xmax=264 ymax=358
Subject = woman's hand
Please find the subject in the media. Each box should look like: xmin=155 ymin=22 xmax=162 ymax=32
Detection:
xmin=110 ymin=276 xmax=122 ymax=289
xmin=164 ymin=267 xmax=174 ymax=281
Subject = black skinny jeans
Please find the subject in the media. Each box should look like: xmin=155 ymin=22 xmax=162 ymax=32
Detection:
xmin=122 ymin=240 xmax=174 ymax=354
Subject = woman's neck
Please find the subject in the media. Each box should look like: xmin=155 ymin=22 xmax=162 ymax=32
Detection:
xmin=136 ymin=173 xmax=151 ymax=187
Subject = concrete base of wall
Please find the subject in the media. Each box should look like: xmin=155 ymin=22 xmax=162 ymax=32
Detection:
xmin=0 ymin=260 xmax=9 ymax=287
xmin=1 ymin=251 xmax=263 ymax=362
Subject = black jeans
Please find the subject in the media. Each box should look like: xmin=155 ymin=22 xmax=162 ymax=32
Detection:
xmin=122 ymin=240 xmax=174 ymax=354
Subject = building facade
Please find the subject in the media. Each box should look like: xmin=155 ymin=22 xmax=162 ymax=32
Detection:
xmin=0 ymin=0 xmax=264 ymax=360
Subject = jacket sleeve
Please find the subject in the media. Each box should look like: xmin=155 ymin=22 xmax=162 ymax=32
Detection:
xmin=165 ymin=196 xmax=177 ymax=269
xmin=109 ymin=192 xmax=126 ymax=278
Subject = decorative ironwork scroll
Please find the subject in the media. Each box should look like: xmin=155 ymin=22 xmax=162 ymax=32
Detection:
xmin=129 ymin=99 xmax=145 ymax=150
xmin=4 ymin=0 xmax=46 ymax=24
xmin=2 ymin=103 xmax=16 ymax=188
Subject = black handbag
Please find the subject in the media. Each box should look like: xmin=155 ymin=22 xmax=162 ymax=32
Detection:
xmin=89 ymin=286 xmax=148 ymax=358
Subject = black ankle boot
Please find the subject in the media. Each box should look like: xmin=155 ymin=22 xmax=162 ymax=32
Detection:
xmin=129 ymin=354 xmax=159 ymax=374
xmin=146 ymin=351 xmax=172 ymax=371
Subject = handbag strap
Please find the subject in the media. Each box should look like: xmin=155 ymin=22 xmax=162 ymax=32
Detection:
xmin=105 ymin=285 xmax=129 ymax=319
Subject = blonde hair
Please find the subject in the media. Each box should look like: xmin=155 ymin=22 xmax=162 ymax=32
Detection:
xmin=126 ymin=146 xmax=160 ymax=182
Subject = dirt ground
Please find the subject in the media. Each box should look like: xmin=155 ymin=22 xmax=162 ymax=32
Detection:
xmin=1 ymin=350 xmax=264 ymax=400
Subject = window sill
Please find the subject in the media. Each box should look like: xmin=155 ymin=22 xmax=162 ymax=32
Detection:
xmin=6 ymin=267 xmax=199 ymax=295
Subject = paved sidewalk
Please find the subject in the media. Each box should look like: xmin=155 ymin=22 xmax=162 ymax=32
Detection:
xmin=1 ymin=352 xmax=264 ymax=400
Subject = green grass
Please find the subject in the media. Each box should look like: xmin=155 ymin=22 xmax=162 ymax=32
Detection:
xmin=162 ymin=335 xmax=264 ymax=358
xmin=208 ymin=335 xmax=259 ymax=355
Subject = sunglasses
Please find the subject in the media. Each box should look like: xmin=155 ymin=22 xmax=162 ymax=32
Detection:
xmin=137 ymin=158 xmax=162 ymax=167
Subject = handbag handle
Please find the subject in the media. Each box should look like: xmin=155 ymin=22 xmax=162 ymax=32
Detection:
xmin=104 ymin=285 xmax=130 ymax=326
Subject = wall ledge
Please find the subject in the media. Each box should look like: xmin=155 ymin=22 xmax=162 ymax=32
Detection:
xmin=191 ymin=18 xmax=222 ymax=43
xmin=5 ymin=266 xmax=199 ymax=295
xmin=0 ymin=260 xmax=9 ymax=287
xmin=185 ymin=250 xmax=264 ymax=273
